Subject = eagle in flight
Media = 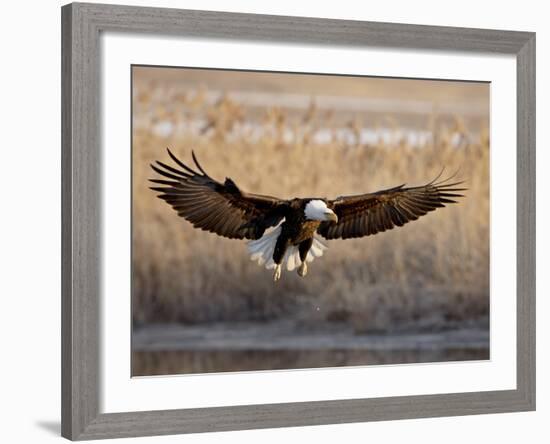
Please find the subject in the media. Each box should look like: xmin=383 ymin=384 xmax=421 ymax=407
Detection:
xmin=150 ymin=149 xmax=465 ymax=281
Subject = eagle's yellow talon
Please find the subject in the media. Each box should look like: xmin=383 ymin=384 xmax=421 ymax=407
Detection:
xmin=273 ymin=264 xmax=282 ymax=282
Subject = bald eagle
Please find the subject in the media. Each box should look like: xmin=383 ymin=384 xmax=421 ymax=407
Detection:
xmin=150 ymin=149 xmax=465 ymax=281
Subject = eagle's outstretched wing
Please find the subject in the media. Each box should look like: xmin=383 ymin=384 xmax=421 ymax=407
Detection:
xmin=317 ymin=173 xmax=465 ymax=240
xmin=150 ymin=149 xmax=287 ymax=240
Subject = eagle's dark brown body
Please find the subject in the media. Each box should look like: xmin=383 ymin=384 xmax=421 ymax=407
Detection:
xmin=281 ymin=200 xmax=323 ymax=244
xmin=273 ymin=200 xmax=323 ymax=264
xmin=150 ymin=149 xmax=465 ymax=280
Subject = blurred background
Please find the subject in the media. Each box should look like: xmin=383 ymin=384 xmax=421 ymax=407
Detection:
xmin=131 ymin=66 xmax=490 ymax=376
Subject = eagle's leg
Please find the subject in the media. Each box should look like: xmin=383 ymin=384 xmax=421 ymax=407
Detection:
xmin=297 ymin=238 xmax=313 ymax=277
xmin=273 ymin=264 xmax=282 ymax=282
xmin=272 ymin=236 xmax=289 ymax=282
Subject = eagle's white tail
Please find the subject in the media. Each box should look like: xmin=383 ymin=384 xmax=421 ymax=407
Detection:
xmin=247 ymin=225 xmax=328 ymax=271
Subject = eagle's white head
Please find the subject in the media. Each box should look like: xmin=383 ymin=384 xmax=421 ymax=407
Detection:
xmin=304 ymin=199 xmax=338 ymax=223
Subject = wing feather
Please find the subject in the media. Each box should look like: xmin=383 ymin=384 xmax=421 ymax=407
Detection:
xmin=150 ymin=149 xmax=287 ymax=240
xmin=318 ymin=174 xmax=466 ymax=240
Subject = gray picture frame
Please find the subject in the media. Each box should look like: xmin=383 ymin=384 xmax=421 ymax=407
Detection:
xmin=61 ymin=2 xmax=536 ymax=440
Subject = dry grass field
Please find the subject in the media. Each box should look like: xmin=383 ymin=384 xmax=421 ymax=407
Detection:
xmin=132 ymin=67 xmax=490 ymax=337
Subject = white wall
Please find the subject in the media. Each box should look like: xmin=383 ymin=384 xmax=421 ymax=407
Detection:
xmin=0 ymin=0 xmax=546 ymax=443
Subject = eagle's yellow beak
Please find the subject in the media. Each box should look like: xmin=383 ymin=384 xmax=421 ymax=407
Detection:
xmin=325 ymin=211 xmax=338 ymax=223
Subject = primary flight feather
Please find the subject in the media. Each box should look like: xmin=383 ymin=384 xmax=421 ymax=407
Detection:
xmin=150 ymin=149 xmax=466 ymax=281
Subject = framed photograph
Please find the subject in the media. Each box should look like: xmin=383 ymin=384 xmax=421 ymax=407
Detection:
xmin=61 ymin=2 xmax=535 ymax=440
